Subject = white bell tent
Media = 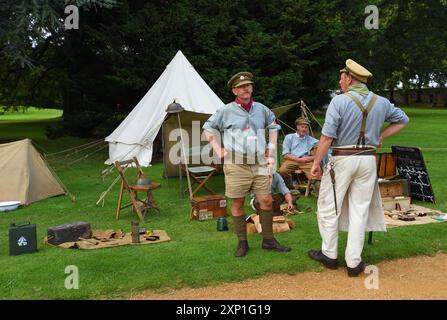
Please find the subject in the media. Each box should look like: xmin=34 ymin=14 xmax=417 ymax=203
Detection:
xmin=105 ymin=50 xmax=224 ymax=169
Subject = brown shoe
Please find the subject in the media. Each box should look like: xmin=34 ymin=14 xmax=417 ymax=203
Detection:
xmin=234 ymin=240 xmax=249 ymax=257
xmin=262 ymin=238 xmax=291 ymax=252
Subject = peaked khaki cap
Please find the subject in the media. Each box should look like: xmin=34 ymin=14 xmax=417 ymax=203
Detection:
xmin=227 ymin=71 xmax=254 ymax=88
xmin=340 ymin=59 xmax=373 ymax=83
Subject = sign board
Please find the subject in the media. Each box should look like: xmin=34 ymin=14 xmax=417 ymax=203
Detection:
xmin=391 ymin=146 xmax=435 ymax=203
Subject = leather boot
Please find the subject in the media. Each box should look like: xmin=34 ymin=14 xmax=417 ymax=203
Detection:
xmin=262 ymin=238 xmax=291 ymax=252
xmin=234 ymin=240 xmax=249 ymax=257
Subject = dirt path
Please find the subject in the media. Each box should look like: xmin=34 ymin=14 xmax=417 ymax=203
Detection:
xmin=129 ymin=253 xmax=447 ymax=300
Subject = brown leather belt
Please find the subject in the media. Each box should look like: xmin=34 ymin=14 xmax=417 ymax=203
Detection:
xmin=332 ymin=147 xmax=376 ymax=156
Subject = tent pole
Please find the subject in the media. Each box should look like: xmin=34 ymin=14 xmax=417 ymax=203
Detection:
xmin=161 ymin=123 xmax=169 ymax=186
xmin=177 ymin=113 xmax=193 ymax=200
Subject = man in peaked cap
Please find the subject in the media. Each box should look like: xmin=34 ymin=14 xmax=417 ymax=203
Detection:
xmin=227 ymin=71 xmax=254 ymax=89
xmin=308 ymin=59 xmax=409 ymax=277
xmin=279 ymin=116 xmax=319 ymax=190
xmin=202 ymin=71 xmax=291 ymax=257
xmin=340 ymin=59 xmax=373 ymax=83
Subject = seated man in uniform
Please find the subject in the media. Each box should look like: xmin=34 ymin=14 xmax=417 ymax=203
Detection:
xmin=250 ymin=172 xmax=297 ymax=215
xmin=279 ymin=117 xmax=319 ymax=187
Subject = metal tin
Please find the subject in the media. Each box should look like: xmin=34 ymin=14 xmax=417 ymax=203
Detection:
xmin=9 ymin=222 xmax=37 ymax=256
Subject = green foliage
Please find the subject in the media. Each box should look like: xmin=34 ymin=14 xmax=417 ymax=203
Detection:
xmin=1 ymin=1 xmax=446 ymax=136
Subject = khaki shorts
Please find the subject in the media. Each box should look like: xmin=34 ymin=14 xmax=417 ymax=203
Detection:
xmin=223 ymin=164 xmax=271 ymax=198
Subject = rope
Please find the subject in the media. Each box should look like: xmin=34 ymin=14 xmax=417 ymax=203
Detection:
xmin=52 ymin=143 xmax=108 ymax=170
xmin=277 ymin=118 xmax=296 ymax=132
xmin=44 ymin=138 xmax=105 ymax=158
xmin=32 ymin=141 xmax=50 ymax=155
xmin=46 ymin=140 xmax=107 ymax=163
xmin=276 ymin=101 xmax=300 ymax=109
xmin=39 ymin=150 xmax=76 ymax=202
xmin=301 ymin=100 xmax=323 ymax=128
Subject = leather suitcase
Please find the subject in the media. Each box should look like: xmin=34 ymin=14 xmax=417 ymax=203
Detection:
xmin=47 ymin=221 xmax=92 ymax=245
xmin=191 ymin=195 xmax=227 ymax=221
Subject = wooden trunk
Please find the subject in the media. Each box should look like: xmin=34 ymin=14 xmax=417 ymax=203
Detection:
xmin=191 ymin=195 xmax=227 ymax=221
xmin=47 ymin=221 xmax=92 ymax=245
xmin=378 ymin=179 xmax=409 ymax=198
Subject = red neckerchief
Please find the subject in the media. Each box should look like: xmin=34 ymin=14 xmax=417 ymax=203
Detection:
xmin=235 ymin=97 xmax=253 ymax=112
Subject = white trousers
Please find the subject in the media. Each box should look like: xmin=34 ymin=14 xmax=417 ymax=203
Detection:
xmin=317 ymin=155 xmax=377 ymax=268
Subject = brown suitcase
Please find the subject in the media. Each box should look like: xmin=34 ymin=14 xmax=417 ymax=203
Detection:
xmin=47 ymin=221 xmax=92 ymax=245
xmin=191 ymin=195 xmax=227 ymax=221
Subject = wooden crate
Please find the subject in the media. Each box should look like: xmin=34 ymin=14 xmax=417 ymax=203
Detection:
xmin=191 ymin=195 xmax=227 ymax=221
xmin=382 ymin=196 xmax=411 ymax=211
xmin=378 ymin=179 xmax=409 ymax=198
xmin=376 ymin=152 xmax=397 ymax=178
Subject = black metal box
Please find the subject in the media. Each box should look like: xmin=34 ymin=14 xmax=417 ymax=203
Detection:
xmin=47 ymin=221 xmax=92 ymax=245
xmin=9 ymin=222 xmax=38 ymax=256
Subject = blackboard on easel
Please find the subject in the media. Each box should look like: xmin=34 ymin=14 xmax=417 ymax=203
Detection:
xmin=391 ymin=146 xmax=435 ymax=203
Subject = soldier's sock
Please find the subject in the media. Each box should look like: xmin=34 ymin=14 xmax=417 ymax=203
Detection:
xmin=259 ymin=209 xmax=274 ymax=240
xmin=232 ymin=215 xmax=247 ymax=241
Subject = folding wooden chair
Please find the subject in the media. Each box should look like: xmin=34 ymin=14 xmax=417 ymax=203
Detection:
xmin=293 ymin=169 xmax=318 ymax=197
xmin=114 ymin=157 xmax=160 ymax=222
xmin=181 ymin=165 xmax=217 ymax=197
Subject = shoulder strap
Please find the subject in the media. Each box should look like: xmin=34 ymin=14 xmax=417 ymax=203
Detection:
xmin=344 ymin=93 xmax=377 ymax=147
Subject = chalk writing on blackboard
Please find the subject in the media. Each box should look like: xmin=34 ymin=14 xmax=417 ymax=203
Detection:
xmin=391 ymin=146 xmax=435 ymax=203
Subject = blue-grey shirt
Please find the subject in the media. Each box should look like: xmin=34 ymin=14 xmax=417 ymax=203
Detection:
xmin=251 ymin=172 xmax=290 ymax=198
xmin=203 ymin=101 xmax=281 ymax=162
xmin=282 ymin=133 xmax=319 ymax=157
xmin=322 ymin=91 xmax=409 ymax=147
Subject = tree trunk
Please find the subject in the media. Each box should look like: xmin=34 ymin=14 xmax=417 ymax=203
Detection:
xmin=389 ymin=87 xmax=395 ymax=103
xmin=403 ymin=90 xmax=409 ymax=106
xmin=416 ymin=84 xmax=422 ymax=103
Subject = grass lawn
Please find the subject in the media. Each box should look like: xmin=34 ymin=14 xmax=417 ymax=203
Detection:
xmin=0 ymin=107 xmax=63 ymax=123
xmin=0 ymin=107 xmax=446 ymax=299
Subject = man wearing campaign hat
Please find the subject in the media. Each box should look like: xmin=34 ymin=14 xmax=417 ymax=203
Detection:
xmin=279 ymin=116 xmax=319 ymax=188
xmin=203 ymin=71 xmax=291 ymax=257
xmin=308 ymin=59 xmax=409 ymax=277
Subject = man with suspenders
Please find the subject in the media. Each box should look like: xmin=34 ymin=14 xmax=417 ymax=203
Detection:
xmin=308 ymin=59 xmax=409 ymax=277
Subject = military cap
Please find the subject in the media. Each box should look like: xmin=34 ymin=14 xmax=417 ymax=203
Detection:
xmin=340 ymin=59 xmax=373 ymax=83
xmin=227 ymin=71 xmax=254 ymax=89
xmin=295 ymin=117 xmax=310 ymax=126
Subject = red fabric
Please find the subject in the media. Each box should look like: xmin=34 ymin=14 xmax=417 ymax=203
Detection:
xmin=235 ymin=97 xmax=253 ymax=112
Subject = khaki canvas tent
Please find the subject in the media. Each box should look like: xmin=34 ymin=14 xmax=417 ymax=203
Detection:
xmin=0 ymin=139 xmax=66 ymax=205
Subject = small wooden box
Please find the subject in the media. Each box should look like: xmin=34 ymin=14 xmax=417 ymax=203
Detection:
xmin=382 ymin=196 xmax=411 ymax=211
xmin=191 ymin=195 xmax=227 ymax=221
xmin=378 ymin=179 xmax=409 ymax=198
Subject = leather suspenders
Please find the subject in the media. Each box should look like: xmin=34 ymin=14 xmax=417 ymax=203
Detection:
xmin=344 ymin=93 xmax=377 ymax=147
xmin=330 ymin=92 xmax=378 ymax=216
